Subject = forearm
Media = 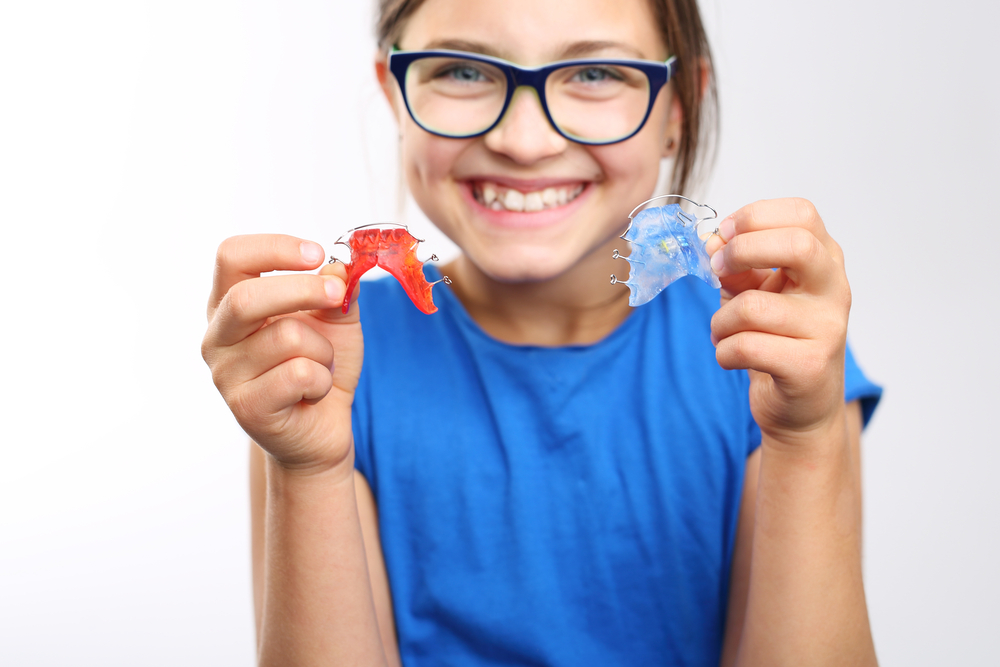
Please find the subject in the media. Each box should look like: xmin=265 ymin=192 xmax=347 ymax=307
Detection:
xmin=258 ymin=454 xmax=387 ymax=667
xmin=736 ymin=407 xmax=876 ymax=667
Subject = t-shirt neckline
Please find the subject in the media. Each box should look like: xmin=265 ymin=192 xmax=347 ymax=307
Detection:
xmin=425 ymin=264 xmax=649 ymax=354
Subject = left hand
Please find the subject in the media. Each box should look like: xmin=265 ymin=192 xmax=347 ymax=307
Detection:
xmin=704 ymin=198 xmax=852 ymax=445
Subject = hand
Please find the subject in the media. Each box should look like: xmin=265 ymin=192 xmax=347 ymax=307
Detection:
xmin=202 ymin=234 xmax=364 ymax=474
xmin=705 ymin=199 xmax=851 ymax=444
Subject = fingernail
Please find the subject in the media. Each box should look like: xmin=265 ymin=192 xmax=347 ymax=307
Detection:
xmin=710 ymin=331 xmax=719 ymax=347
xmin=711 ymin=248 xmax=725 ymax=275
xmin=300 ymin=242 xmax=324 ymax=264
xmin=719 ymin=216 xmax=735 ymax=242
xmin=324 ymin=277 xmax=341 ymax=302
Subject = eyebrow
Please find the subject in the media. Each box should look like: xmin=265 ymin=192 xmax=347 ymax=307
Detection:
xmin=416 ymin=39 xmax=649 ymax=62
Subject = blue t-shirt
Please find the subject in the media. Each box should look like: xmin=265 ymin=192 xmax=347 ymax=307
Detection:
xmin=352 ymin=271 xmax=881 ymax=667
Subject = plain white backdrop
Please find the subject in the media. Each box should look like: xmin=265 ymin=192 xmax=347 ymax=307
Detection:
xmin=1 ymin=0 xmax=997 ymax=664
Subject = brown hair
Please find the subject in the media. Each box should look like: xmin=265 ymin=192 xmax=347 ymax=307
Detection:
xmin=375 ymin=0 xmax=718 ymax=197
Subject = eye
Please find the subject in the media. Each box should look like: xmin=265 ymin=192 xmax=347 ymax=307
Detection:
xmin=570 ymin=66 xmax=625 ymax=84
xmin=436 ymin=63 xmax=491 ymax=84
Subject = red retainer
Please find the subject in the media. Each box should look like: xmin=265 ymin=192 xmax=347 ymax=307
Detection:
xmin=342 ymin=227 xmax=440 ymax=314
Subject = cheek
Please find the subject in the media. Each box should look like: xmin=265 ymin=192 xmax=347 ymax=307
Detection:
xmin=401 ymin=130 xmax=464 ymax=194
xmin=589 ymin=96 xmax=675 ymax=200
xmin=591 ymin=141 xmax=663 ymax=197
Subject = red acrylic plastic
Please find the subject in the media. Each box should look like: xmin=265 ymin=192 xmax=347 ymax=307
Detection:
xmin=341 ymin=227 xmax=440 ymax=314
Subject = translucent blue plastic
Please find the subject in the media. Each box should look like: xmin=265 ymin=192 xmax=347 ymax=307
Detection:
xmin=616 ymin=203 xmax=721 ymax=306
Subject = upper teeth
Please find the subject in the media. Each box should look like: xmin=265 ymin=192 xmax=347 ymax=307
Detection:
xmin=476 ymin=182 xmax=584 ymax=212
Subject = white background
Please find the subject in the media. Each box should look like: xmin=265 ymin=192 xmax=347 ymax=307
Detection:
xmin=1 ymin=0 xmax=997 ymax=664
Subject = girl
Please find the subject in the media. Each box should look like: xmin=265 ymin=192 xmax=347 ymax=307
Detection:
xmin=202 ymin=0 xmax=882 ymax=664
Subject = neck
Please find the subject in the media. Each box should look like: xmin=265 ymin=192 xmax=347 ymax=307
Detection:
xmin=442 ymin=239 xmax=634 ymax=347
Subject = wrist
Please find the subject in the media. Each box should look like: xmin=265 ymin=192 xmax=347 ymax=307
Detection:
xmin=759 ymin=403 xmax=849 ymax=457
xmin=263 ymin=432 xmax=357 ymax=486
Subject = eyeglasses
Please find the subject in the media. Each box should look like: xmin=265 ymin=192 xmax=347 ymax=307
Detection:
xmin=387 ymin=48 xmax=678 ymax=146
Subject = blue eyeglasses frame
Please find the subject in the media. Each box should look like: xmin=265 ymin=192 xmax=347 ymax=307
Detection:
xmin=387 ymin=48 xmax=678 ymax=146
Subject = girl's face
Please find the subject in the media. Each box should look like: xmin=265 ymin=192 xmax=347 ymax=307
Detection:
xmin=381 ymin=0 xmax=680 ymax=286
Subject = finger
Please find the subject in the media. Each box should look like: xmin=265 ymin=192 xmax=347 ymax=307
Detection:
xmin=711 ymin=290 xmax=820 ymax=344
xmin=717 ymin=267 xmax=774 ymax=301
xmin=702 ymin=231 xmax=725 ymax=257
xmin=717 ymin=264 xmax=791 ymax=304
xmin=208 ymin=234 xmax=327 ymax=318
xmin=229 ymin=356 xmax=335 ymax=428
xmin=720 ymin=198 xmax=843 ymax=263
xmin=704 ymin=232 xmax=773 ymax=302
xmin=313 ymin=261 xmax=361 ymax=323
xmin=212 ymin=316 xmax=336 ymax=392
xmin=209 ymin=273 xmax=347 ymax=347
xmin=711 ymin=227 xmax=838 ymax=291
xmin=715 ymin=330 xmax=818 ymax=382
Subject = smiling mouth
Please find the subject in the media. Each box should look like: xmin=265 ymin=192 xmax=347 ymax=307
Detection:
xmin=471 ymin=181 xmax=587 ymax=212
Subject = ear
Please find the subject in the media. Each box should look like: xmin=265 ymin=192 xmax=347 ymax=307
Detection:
xmin=698 ymin=55 xmax=712 ymax=102
xmin=660 ymin=56 xmax=712 ymax=158
xmin=374 ymin=50 xmax=399 ymax=115
xmin=661 ymin=93 xmax=683 ymax=158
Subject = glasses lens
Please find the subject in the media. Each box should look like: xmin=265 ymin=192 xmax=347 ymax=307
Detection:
xmin=404 ymin=56 xmax=507 ymax=137
xmin=546 ymin=64 xmax=651 ymax=143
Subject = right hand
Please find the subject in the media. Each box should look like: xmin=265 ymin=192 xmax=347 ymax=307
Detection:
xmin=202 ymin=234 xmax=363 ymax=475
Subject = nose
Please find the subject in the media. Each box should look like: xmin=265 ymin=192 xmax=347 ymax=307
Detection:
xmin=483 ymin=87 xmax=569 ymax=164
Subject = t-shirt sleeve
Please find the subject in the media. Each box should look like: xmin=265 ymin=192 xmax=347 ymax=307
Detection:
xmin=844 ymin=340 xmax=882 ymax=428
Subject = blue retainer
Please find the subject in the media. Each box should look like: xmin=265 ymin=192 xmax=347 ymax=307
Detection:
xmin=616 ymin=203 xmax=721 ymax=306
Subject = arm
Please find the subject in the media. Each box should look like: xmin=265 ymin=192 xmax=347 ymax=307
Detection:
xmin=257 ymin=453 xmax=385 ymax=666
xmin=707 ymin=200 xmax=877 ymax=667
xmin=252 ymin=446 xmax=402 ymax=666
xmin=204 ymin=234 xmax=386 ymax=666
xmin=720 ymin=401 xmax=866 ymax=667
xmin=354 ymin=470 xmax=403 ymax=667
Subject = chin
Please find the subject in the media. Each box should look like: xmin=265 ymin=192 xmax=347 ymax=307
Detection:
xmin=466 ymin=245 xmax=581 ymax=285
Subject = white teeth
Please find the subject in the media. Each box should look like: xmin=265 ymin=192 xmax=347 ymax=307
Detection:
xmin=503 ymin=189 xmax=525 ymax=212
xmin=474 ymin=181 xmax=585 ymax=211
xmin=482 ymin=184 xmax=497 ymax=205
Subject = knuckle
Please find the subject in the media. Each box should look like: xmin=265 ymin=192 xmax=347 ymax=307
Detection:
xmin=793 ymin=197 xmax=819 ymax=222
xmin=829 ymin=237 xmax=846 ymax=265
xmin=736 ymin=291 xmax=766 ymax=325
xmin=315 ymin=275 xmax=336 ymax=302
xmin=716 ymin=332 xmax=753 ymax=369
xmin=273 ymin=317 xmax=305 ymax=351
xmin=215 ymin=236 xmax=242 ymax=270
xmin=226 ymin=282 xmax=254 ymax=321
xmin=229 ymin=387 xmax=259 ymax=424
xmin=200 ymin=334 xmax=215 ymax=365
xmin=788 ymin=228 xmax=820 ymax=263
xmin=286 ymin=356 xmax=317 ymax=386
xmin=732 ymin=333 xmax=753 ymax=365
xmin=714 ymin=342 xmax=731 ymax=369
xmin=710 ymin=309 xmax=724 ymax=335
xmin=739 ymin=200 xmax=766 ymax=233
xmin=723 ymin=236 xmax=743 ymax=265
